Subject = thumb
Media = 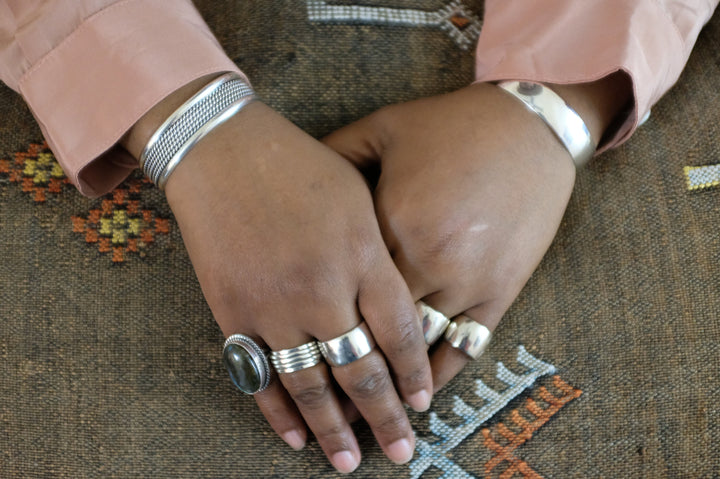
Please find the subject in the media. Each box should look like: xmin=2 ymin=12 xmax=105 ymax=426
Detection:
xmin=322 ymin=112 xmax=386 ymax=170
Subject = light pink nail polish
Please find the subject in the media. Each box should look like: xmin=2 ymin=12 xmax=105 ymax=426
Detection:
xmin=281 ymin=430 xmax=305 ymax=450
xmin=407 ymin=389 xmax=432 ymax=412
xmin=387 ymin=438 xmax=414 ymax=464
xmin=332 ymin=450 xmax=360 ymax=474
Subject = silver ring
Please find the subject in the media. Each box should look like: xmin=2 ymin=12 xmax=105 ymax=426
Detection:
xmin=416 ymin=301 xmax=451 ymax=345
xmin=444 ymin=315 xmax=492 ymax=360
xmin=222 ymin=334 xmax=272 ymax=395
xmin=318 ymin=322 xmax=376 ymax=367
xmin=270 ymin=341 xmax=323 ymax=374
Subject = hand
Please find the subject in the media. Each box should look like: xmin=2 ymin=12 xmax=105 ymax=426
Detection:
xmin=324 ymin=78 xmax=629 ymax=391
xmin=122 ymin=82 xmax=433 ymax=473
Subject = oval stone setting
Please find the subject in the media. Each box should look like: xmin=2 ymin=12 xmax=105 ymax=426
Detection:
xmin=223 ymin=343 xmax=263 ymax=394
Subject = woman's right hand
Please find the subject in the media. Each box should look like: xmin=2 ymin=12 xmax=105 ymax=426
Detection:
xmin=152 ymin=101 xmax=432 ymax=473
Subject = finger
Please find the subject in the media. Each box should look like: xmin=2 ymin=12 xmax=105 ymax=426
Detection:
xmin=430 ymin=301 xmax=503 ymax=393
xmin=338 ymin=391 xmax=362 ymax=424
xmin=254 ymin=379 xmax=308 ymax=451
xmin=322 ymin=112 xmax=386 ymax=169
xmin=358 ymin=260 xmax=433 ymax=413
xmin=332 ymin=350 xmax=416 ymax=465
xmin=429 ymin=342 xmax=472 ymax=394
xmin=263 ymin=327 xmax=363 ymax=475
xmin=279 ymin=364 xmax=362 ymax=474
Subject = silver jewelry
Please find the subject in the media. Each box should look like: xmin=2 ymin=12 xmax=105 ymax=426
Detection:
xmin=318 ymin=323 xmax=376 ymax=367
xmin=139 ymin=72 xmax=256 ymax=189
xmin=497 ymin=81 xmax=595 ymax=168
xmin=444 ymin=315 xmax=492 ymax=360
xmin=222 ymin=334 xmax=271 ymax=395
xmin=416 ymin=301 xmax=450 ymax=345
xmin=270 ymin=341 xmax=323 ymax=374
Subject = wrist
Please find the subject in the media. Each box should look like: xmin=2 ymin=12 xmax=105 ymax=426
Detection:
xmin=120 ymin=73 xmax=225 ymax=160
xmin=548 ymin=72 xmax=632 ymax=145
xmin=122 ymin=73 xmax=256 ymax=190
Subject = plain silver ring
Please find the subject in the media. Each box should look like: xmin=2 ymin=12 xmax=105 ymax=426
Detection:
xmin=444 ymin=315 xmax=492 ymax=360
xmin=318 ymin=323 xmax=376 ymax=367
xmin=416 ymin=301 xmax=451 ymax=345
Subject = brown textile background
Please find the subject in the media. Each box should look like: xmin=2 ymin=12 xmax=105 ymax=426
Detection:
xmin=0 ymin=1 xmax=718 ymax=477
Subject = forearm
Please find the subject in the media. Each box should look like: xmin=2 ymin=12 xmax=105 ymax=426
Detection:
xmin=120 ymin=74 xmax=224 ymax=161
xmin=549 ymin=72 xmax=632 ymax=146
xmin=0 ymin=0 xmax=239 ymax=197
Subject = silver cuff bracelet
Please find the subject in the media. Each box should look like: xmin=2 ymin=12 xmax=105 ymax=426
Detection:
xmin=497 ymin=81 xmax=595 ymax=168
xmin=139 ymin=72 xmax=256 ymax=189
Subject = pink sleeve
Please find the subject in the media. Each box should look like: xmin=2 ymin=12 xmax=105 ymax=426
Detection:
xmin=475 ymin=0 xmax=719 ymax=151
xmin=0 ymin=0 xmax=242 ymax=197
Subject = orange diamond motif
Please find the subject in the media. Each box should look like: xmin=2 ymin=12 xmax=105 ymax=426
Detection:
xmin=450 ymin=13 xmax=471 ymax=29
xmin=72 ymin=178 xmax=170 ymax=263
xmin=0 ymin=142 xmax=70 ymax=202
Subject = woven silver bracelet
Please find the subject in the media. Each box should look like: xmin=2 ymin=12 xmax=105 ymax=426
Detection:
xmin=497 ymin=81 xmax=595 ymax=168
xmin=139 ymin=72 xmax=256 ymax=189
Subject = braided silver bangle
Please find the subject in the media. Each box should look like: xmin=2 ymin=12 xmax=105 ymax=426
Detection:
xmin=497 ymin=81 xmax=595 ymax=168
xmin=139 ymin=72 xmax=256 ymax=189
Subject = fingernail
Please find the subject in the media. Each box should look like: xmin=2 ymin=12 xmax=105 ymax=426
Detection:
xmin=387 ymin=438 xmax=414 ymax=464
xmin=332 ymin=451 xmax=360 ymax=474
xmin=281 ymin=430 xmax=305 ymax=450
xmin=407 ymin=389 xmax=432 ymax=412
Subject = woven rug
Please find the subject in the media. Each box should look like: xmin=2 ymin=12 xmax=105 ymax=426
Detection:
xmin=1 ymin=1 xmax=718 ymax=477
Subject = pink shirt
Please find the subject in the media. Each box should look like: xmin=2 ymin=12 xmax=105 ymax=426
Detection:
xmin=0 ymin=0 xmax=717 ymax=196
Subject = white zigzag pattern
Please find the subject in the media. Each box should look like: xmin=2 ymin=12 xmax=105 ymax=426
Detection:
xmin=306 ymin=0 xmax=482 ymax=50
xmin=409 ymin=346 xmax=556 ymax=479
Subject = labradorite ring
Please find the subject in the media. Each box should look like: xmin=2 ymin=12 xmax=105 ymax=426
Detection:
xmin=222 ymin=334 xmax=272 ymax=395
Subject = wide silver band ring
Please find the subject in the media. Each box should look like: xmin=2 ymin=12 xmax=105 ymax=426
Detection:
xmin=222 ymin=334 xmax=272 ymax=395
xmin=444 ymin=315 xmax=492 ymax=360
xmin=416 ymin=301 xmax=451 ymax=345
xmin=318 ymin=322 xmax=376 ymax=367
xmin=270 ymin=341 xmax=323 ymax=374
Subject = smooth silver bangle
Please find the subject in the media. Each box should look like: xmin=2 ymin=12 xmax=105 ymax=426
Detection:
xmin=497 ymin=81 xmax=595 ymax=168
xmin=139 ymin=72 xmax=256 ymax=189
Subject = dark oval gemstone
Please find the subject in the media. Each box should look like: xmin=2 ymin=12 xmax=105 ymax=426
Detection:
xmin=223 ymin=343 xmax=262 ymax=394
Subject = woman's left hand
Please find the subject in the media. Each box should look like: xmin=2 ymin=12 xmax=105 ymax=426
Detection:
xmin=324 ymin=82 xmax=593 ymax=390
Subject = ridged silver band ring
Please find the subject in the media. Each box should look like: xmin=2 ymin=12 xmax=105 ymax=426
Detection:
xmin=270 ymin=341 xmax=323 ymax=374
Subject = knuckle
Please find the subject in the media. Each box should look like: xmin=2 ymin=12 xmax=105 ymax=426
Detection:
xmin=343 ymin=227 xmax=380 ymax=270
xmin=373 ymin=410 xmax=409 ymax=438
xmin=199 ymin=255 xmax=344 ymax=312
xmin=275 ymin=262 xmax=336 ymax=303
xmin=381 ymin=317 xmax=423 ymax=361
xmin=400 ymin=366 xmax=428 ymax=391
xmin=290 ymin=382 xmax=332 ymax=410
xmin=421 ymin=221 xmax=469 ymax=264
xmin=349 ymin=368 xmax=392 ymax=401
xmin=389 ymin=212 xmax=470 ymax=272
xmin=318 ymin=428 xmax=354 ymax=454
xmin=317 ymin=423 xmax=347 ymax=442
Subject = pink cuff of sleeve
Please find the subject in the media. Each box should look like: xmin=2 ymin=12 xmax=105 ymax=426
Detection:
xmin=17 ymin=0 xmax=241 ymax=197
xmin=474 ymin=0 xmax=687 ymax=153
